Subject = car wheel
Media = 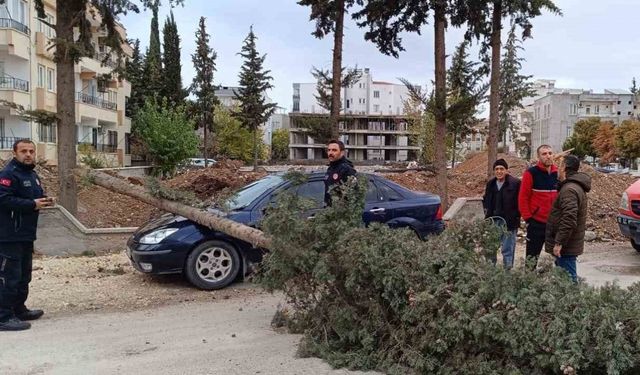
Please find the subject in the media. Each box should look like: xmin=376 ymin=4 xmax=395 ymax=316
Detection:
xmin=632 ymin=239 xmax=640 ymax=253
xmin=185 ymin=241 xmax=241 ymax=290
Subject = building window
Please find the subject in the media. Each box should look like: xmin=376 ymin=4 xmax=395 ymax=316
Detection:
xmin=124 ymin=133 xmax=131 ymax=154
xmin=346 ymin=99 xmax=350 ymax=109
xmin=617 ymin=111 xmax=621 ymax=115
xmin=373 ymin=104 xmax=379 ymax=112
xmin=585 ymin=106 xmax=591 ymax=115
xmin=37 ymin=65 xmax=46 ymax=88
xmin=39 ymin=123 xmax=56 ymax=143
xmin=108 ymin=130 xmax=118 ymax=148
xmin=595 ymin=105 xmax=600 ymax=114
xmin=373 ymin=90 xmax=380 ymax=98
xmin=0 ymin=117 xmax=4 ymax=139
xmin=47 ymin=68 xmax=55 ymax=92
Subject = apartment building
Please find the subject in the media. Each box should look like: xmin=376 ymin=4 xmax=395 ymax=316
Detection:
xmin=290 ymin=68 xmax=419 ymax=161
xmin=531 ymin=88 xmax=635 ymax=153
xmin=0 ymin=0 xmax=133 ymax=166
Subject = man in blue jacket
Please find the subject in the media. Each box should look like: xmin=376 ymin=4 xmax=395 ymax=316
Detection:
xmin=0 ymin=139 xmax=52 ymax=331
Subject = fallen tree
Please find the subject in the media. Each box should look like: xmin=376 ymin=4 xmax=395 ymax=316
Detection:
xmin=84 ymin=170 xmax=271 ymax=249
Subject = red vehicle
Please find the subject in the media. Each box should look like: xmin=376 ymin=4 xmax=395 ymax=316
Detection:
xmin=618 ymin=179 xmax=640 ymax=252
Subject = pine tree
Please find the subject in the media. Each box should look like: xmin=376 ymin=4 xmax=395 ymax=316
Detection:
xmin=162 ymin=11 xmax=186 ymax=107
xmin=191 ymin=17 xmax=219 ymax=167
xmin=498 ymin=25 xmax=535 ymax=149
xmin=126 ymin=39 xmax=146 ymax=119
xmin=447 ymin=40 xmax=485 ymax=167
xmin=234 ymin=27 xmax=277 ymax=171
xmin=143 ymin=1 xmax=163 ymax=99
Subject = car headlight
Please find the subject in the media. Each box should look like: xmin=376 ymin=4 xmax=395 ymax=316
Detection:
xmin=620 ymin=192 xmax=629 ymax=210
xmin=140 ymin=228 xmax=179 ymax=244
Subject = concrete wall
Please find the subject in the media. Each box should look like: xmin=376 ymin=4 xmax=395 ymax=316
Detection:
xmin=34 ymin=206 xmax=137 ymax=256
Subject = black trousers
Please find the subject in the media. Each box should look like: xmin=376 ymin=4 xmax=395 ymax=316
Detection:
xmin=0 ymin=242 xmax=33 ymax=322
xmin=525 ymin=219 xmax=546 ymax=270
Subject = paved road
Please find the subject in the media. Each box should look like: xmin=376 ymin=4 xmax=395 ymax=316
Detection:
xmin=0 ymin=293 xmax=376 ymax=375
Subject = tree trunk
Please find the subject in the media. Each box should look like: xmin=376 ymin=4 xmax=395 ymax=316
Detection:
xmin=203 ymin=118 xmax=208 ymax=168
xmin=487 ymin=0 xmax=502 ymax=178
xmin=253 ymin=125 xmax=258 ymax=171
xmin=330 ymin=0 xmax=345 ymax=140
xmin=55 ymin=4 xmax=78 ymax=215
xmin=86 ymin=170 xmax=271 ymax=249
xmin=433 ymin=2 xmax=448 ymax=211
xmin=451 ymin=130 xmax=457 ymax=169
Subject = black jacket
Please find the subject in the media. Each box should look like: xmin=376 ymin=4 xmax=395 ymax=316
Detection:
xmin=482 ymin=174 xmax=521 ymax=230
xmin=324 ymin=156 xmax=356 ymax=205
xmin=0 ymin=158 xmax=45 ymax=242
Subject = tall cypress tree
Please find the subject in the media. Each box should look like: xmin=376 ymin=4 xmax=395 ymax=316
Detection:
xmin=162 ymin=11 xmax=185 ymax=106
xmin=498 ymin=25 xmax=535 ymax=148
xmin=233 ymin=26 xmax=277 ymax=171
xmin=143 ymin=1 xmax=163 ymax=98
xmin=126 ymin=39 xmax=146 ymax=119
xmin=191 ymin=17 xmax=218 ymax=167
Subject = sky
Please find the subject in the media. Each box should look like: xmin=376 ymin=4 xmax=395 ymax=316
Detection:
xmin=120 ymin=0 xmax=640 ymax=113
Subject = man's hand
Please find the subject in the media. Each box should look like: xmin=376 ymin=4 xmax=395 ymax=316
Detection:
xmin=34 ymin=197 xmax=54 ymax=210
xmin=553 ymin=244 xmax=562 ymax=257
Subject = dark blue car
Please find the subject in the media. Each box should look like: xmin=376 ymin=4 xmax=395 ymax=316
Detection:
xmin=126 ymin=172 xmax=444 ymax=290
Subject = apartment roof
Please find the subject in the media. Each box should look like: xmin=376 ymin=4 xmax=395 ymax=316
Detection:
xmin=604 ymin=89 xmax=632 ymax=95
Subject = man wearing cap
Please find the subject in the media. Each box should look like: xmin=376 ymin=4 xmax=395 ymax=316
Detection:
xmin=544 ymin=155 xmax=591 ymax=282
xmin=482 ymin=158 xmax=521 ymax=269
xmin=518 ymin=144 xmax=558 ymax=270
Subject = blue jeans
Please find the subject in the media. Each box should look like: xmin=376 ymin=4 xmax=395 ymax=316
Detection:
xmin=555 ymin=255 xmax=578 ymax=283
xmin=487 ymin=218 xmax=517 ymax=270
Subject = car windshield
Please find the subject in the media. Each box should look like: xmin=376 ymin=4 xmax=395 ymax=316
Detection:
xmin=223 ymin=175 xmax=284 ymax=210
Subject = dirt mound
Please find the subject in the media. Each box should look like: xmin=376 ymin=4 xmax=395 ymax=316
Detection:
xmin=166 ymin=162 xmax=266 ymax=202
xmin=385 ymin=152 xmax=637 ymax=241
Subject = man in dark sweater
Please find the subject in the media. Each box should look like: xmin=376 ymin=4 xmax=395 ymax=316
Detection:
xmin=544 ymin=155 xmax=591 ymax=282
xmin=324 ymin=140 xmax=356 ymax=206
xmin=483 ymin=159 xmax=521 ymax=269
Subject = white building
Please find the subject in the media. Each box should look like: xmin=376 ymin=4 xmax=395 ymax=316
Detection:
xmin=290 ymin=68 xmax=419 ymax=161
xmin=531 ymin=88 xmax=636 ymax=153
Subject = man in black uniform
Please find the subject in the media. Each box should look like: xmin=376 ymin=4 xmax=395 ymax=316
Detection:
xmin=324 ymin=140 xmax=357 ymax=206
xmin=0 ymin=139 xmax=51 ymax=331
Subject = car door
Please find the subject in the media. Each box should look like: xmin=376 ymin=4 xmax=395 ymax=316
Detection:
xmin=363 ymin=178 xmax=393 ymax=225
xmin=295 ymin=178 xmax=326 ymax=220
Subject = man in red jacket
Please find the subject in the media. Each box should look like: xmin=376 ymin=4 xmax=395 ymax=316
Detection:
xmin=518 ymin=145 xmax=558 ymax=270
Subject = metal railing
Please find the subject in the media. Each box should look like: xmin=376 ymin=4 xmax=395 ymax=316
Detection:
xmin=0 ymin=18 xmax=30 ymax=34
xmin=0 ymin=76 xmax=29 ymax=92
xmin=77 ymin=142 xmax=117 ymax=153
xmin=0 ymin=137 xmax=29 ymax=150
xmin=75 ymin=92 xmax=117 ymax=111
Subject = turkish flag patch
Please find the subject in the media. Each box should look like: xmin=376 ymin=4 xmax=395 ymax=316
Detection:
xmin=0 ymin=178 xmax=11 ymax=187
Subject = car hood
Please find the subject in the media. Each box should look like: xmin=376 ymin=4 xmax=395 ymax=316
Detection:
xmin=134 ymin=208 xmax=243 ymax=237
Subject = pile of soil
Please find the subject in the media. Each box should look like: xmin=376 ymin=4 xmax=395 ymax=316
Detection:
xmin=0 ymin=158 xmax=266 ymax=229
xmin=384 ymin=152 xmax=638 ymax=241
xmin=166 ymin=160 xmax=266 ymax=202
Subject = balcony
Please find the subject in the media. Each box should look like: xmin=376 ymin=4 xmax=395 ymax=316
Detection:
xmin=0 ymin=76 xmax=29 ymax=92
xmin=96 ymin=52 xmax=120 ymax=69
xmin=0 ymin=136 xmax=29 ymax=150
xmin=0 ymin=77 xmax=30 ymax=113
xmin=76 ymin=92 xmax=117 ymax=111
xmin=0 ymin=19 xmax=30 ymax=59
xmin=77 ymin=142 xmax=117 ymax=153
xmin=0 ymin=18 xmax=29 ymax=34
xmin=35 ymin=32 xmax=55 ymax=59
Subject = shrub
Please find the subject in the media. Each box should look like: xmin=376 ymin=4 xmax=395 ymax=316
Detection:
xmin=257 ymin=180 xmax=640 ymax=374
